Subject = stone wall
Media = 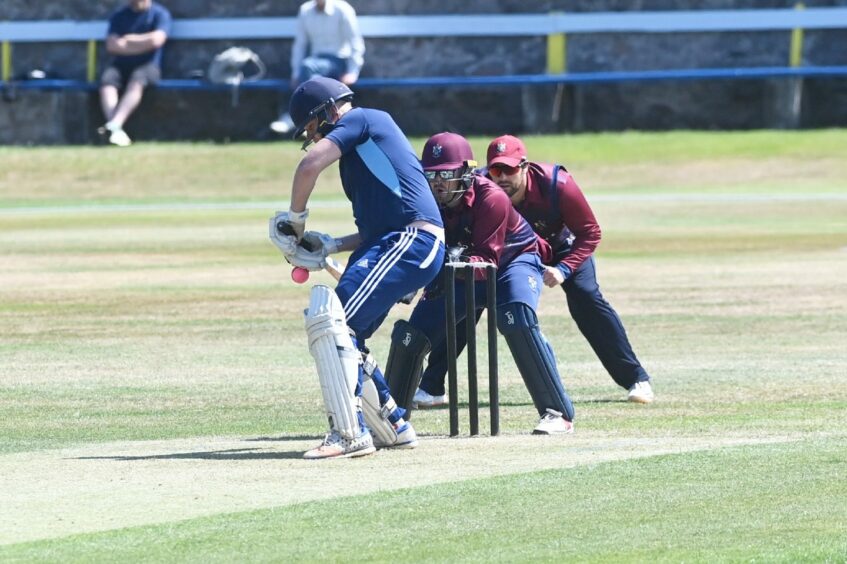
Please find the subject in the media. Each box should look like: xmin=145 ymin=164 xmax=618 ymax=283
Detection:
xmin=2 ymin=0 xmax=847 ymax=143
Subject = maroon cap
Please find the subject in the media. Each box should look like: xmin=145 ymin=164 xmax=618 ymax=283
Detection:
xmin=421 ymin=132 xmax=475 ymax=171
xmin=487 ymin=135 xmax=527 ymax=167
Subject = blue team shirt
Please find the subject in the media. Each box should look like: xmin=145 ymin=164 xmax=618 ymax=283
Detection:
xmin=325 ymin=107 xmax=443 ymax=242
xmin=107 ymin=2 xmax=172 ymax=72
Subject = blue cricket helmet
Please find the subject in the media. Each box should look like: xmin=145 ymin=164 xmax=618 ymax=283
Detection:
xmin=288 ymin=76 xmax=354 ymax=140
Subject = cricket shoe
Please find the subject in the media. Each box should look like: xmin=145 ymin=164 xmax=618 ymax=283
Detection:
xmin=532 ymin=408 xmax=574 ymax=435
xmin=627 ymin=380 xmax=655 ymax=404
xmin=303 ymin=429 xmax=376 ymax=460
xmin=374 ymin=420 xmax=419 ymax=450
xmin=412 ymin=387 xmax=447 ymax=408
xmin=270 ymin=112 xmax=295 ymax=134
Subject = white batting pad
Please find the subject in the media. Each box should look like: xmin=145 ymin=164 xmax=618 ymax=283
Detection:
xmin=361 ymin=370 xmax=398 ymax=448
xmin=305 ymin=285 xmax=361 ymax=439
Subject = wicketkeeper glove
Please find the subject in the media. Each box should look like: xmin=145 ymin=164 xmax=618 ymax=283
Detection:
xmin=445 ymin=245 xmax=468 ymax=263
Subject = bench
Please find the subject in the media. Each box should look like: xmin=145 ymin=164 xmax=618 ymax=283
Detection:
xmin=3 ymin=7 xmax=847 ymax=90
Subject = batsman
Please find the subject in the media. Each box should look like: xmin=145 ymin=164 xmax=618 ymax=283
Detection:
xmin=269 ymin=77 xmax=445 ymax=459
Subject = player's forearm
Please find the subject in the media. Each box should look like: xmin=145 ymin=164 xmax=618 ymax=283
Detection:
xmin=334 ymin=233 xmax=362 ymax=252
xmin=558 ymin=176 xmax=601 ymax=270
xmin=289 ymin=164 xmax=320 ymax=213
xmin=106 ymin=32 xmax=167 ymax=55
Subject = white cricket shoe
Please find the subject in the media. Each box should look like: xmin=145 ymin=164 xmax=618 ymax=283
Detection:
xmin=303 ymin=430 xmax=375 ymax=460
xmin=532 ymin=408 xmax=574 ymax=435
xmin=374 ymin=420 xmax=419 ymax=450
xmin=627 ymin=380 xmax=655 ymax=404
xmin=412 ymin=387 xmax=447 ymax=408
xmin=270 ymin=112 xmax=295 ymax=134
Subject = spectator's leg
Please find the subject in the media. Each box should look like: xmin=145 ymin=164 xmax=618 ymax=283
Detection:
xmin=110 ymin=63 xmax=159 ymax=128
xmin=99 ymin=84 xmax=119 ymax=122
xmin=271 ymin=56 xmax=347 ymax=134
xmin=108 ymin=79 xmax=144 ymax=129
xmin=298 ymin=55 xmax=343 ymax=81
xmin=98 ymin=66 xmax=123 ymax=123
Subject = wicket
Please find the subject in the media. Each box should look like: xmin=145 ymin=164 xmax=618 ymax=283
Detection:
xmin=444 ymin=261 xmax=499 ymax=437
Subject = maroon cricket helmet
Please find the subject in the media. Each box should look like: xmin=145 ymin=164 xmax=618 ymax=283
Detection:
xmin=421 ymin=132 xmax=476 ymax=171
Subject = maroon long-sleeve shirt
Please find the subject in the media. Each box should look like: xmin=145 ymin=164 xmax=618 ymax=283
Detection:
xmin=442 ymin=174 xmax=541 ymax=280
xmin=514 ymin=163 xmax=601 ymax=274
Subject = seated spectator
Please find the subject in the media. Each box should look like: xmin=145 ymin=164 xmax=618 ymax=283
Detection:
xmin=98 ymin=0 xmax=171 ymax=147
xmin=270 ymin=0 xmax=365 ymax=135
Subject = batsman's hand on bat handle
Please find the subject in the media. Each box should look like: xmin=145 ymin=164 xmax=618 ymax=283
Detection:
xmin=276 ymin=219 xmax=314 ymax=251
xmin=280 ymin=208 xmax=308 ymax=241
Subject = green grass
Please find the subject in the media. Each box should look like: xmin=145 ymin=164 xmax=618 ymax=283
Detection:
xmin=3 ymin=439 xmax=846 ymax=562
xmin=1 ymin=130 xmax=846 ymax=560
xmin=2 ymin=129 xmax=846 ymax=205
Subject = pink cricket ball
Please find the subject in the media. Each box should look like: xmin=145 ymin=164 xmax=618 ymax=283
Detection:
xmin=291 ymin=267 xmax=310 ymax=284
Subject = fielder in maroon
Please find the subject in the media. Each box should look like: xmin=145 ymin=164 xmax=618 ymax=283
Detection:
xmin=485 ymin=134 xmax=653 ymax=403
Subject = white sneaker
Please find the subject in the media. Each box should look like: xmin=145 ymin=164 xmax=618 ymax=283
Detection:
xmin=627 ymin=380 xmax=655 ymax=404
xmin=104 ymin=125 xmax=131 ymax=147
xmin=269 ymin=113 xmax=295 ymax=134
xmin=303 ymin=430 xmax=376 ymax=460
xmin=532 ymin=408 xmax=574 ymax=435
xmin=412 ymin=387 xmax=447 ymax=409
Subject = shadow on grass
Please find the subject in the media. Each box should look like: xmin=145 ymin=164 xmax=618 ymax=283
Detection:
xmin=73 ymin=448 xmax=305 ymax=461
xmin=415 ymin=400 xmax=535 ymax=411
xmin=575 ymin=398 xmax=628 ymax=405
xmin=69 ymin=436 xmax=326 ymax=461
xmin=246 ymin=434 xmax=323 ymax=442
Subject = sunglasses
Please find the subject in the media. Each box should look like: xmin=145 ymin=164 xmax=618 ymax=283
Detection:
xmin=424 ymin=170 xmax=460 ymax=181
xmin=488 ymin=164 xmax=522 ymax=177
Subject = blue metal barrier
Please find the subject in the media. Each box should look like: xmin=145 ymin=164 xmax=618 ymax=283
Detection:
xmin=3 ymin=66 xmax=847 ymax=94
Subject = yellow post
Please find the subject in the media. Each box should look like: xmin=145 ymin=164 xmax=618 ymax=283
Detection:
xmin=790 ymin=2 xmax=805 ymax=67
xmin=546 ymin=12 xmax=566 ymax=74
xmin=1 ymin=41 xmax=11 ymax=82
xmin=87 ymin=39 xmax=98 ymax=82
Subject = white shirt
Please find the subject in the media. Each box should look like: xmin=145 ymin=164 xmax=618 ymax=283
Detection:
xmin=291 ymin=0 xmax=366 ymax=80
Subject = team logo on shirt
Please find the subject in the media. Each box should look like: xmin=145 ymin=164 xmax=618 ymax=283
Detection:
xmin=528 ymin=275 xmax=538 ymax=293
xmin=496 ymin=142 xmax=507 ymax=153
xmin=432 ymin=144 xmax=443 ymax=158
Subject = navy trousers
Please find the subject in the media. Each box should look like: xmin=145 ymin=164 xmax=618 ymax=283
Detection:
xmin=561 ymin=256 xmax=649 ymax=389
xmin=419 ymin=255 xmax=649 ymax=395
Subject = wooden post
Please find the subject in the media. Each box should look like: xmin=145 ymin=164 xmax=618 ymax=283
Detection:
xmin=787 ymin=2 xmax=805 ymax=128
xmin=87 ymin=40 xmax=98 ymax=83
xmin=547 ymin=12 xmax=567 ymax=126
xmin=1 ymin=41 xmax=11 ymax=82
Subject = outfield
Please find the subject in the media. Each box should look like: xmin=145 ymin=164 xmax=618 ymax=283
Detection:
xmin=1 ymin=131 xmax=846 ymax=562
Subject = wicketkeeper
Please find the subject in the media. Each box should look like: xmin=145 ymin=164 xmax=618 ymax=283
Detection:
xmin=269 ymin=77 xmax=445 ymax=459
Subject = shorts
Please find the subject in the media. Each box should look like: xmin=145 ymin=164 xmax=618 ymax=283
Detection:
xmin=101 ymin=62 xmax=161 ymax=88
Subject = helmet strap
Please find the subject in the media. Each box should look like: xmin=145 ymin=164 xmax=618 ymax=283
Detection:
xmin=300 ymin=103 xmax=343 ymax=150
xmin=461 ymin=160 xmax=478 ymax=190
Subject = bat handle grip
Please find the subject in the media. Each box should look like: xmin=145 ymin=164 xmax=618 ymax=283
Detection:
xmin=276 ymin=221 xmax=314 ymax=252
